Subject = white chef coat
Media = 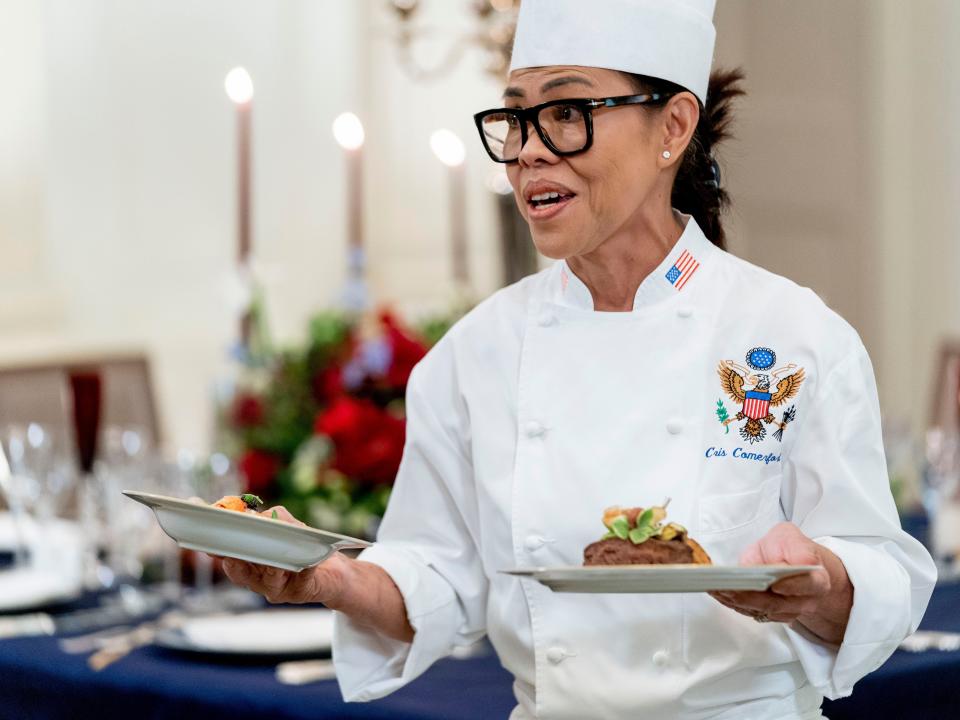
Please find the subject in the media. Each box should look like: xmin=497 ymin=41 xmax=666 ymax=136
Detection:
xmin=332 ymin=213 xmax=936 ymax=719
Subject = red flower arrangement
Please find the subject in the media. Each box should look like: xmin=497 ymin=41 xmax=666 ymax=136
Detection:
xmin=222 ymin=309 xmax=440 ymax=537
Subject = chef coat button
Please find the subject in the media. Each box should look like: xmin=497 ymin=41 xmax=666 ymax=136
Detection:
xmin=538 ymin=314 xmax=557 ymax=328
xmin=524 ymin=421 xmax=547 ymax=438
xmin=677 ymin=306 xmax=693 ymax=319
xmin=652 ymin=650 xmax=669 ymax=668
xmin=546 ymin=646 xmax=567 ymax=665
xmin=524 ymin=535 xmax=545 ymax=552
xmin=665 ymin=418 xmax=684 ymax=435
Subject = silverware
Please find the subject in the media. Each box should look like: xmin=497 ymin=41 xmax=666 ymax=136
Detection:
xmin=900 ymin=631 xmax=960 ymax=653
xmin=87 ymin=611 xmax=186 ymax=671
xmin=59 ymin=625 xmax=135 ymax=654
xmin=275 ymin=659 xmax=336 ymax=685
xmin=0 ymin=585 xmax=165 ymax=641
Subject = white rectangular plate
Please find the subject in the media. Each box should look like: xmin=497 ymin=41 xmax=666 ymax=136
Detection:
xmin=124 ymin=491 xmax=371 ymax=572
xmin=155 ymin=609 xmax=334 ymax=656
xmin=501 ymin=564 xmax=822 ymax=593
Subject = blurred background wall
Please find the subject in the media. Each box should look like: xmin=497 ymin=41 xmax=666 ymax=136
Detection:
xmin=1 ymin=0 xmax=958 ymax=459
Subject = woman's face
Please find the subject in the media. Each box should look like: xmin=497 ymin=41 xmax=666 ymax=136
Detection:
xmin=503 ymin=66 xmax=668 ymax=260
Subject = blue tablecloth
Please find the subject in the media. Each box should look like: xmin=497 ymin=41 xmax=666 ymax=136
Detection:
xmin=1 ymin=582 xmax=958 ymax=719
xmin=822 ymin=578 xmax=960 ymax=720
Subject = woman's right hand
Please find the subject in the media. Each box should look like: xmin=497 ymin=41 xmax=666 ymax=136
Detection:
xmin=221 ymin=553 xmax=347 ymax=606
xmin=220 ymin=506 xmax=345 ymax=605
xmin=218 ymin=505 xmax=414 ymax=642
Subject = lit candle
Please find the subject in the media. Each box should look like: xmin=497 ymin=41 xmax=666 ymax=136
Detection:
xmin=430 ymin=129 xmax=469 ymax=290
xmin=332 ymin=112 xmax=367 ymax=310
xmin=225 ymin=67 xmax=255 ymax=345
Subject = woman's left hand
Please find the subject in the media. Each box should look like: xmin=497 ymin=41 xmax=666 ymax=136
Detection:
xmin=709 ymin=522 xmax=854 ymax=645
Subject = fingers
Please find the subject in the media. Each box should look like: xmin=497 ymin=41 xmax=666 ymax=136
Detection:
xmin=769 ymin=566 xmax=831 ymax=597
xmin=738 ymin=522 xmax=822 ymax=567
xmin=710 ymin=592 xmax=758 ymax=620
xmin=222 ymin=557 xmax=254 ymax=585
xmin=738 ymin=541 xmax=765 ymax=566
xmin=221 ymin=556 xmax=329 ymax=605
xmin=713 ymin=590 xmax=816 ymax=624
xmin=259 ymin=566 xmax=294 ymax=603
xmin=261 ymin=506 xmax=305 ymax=526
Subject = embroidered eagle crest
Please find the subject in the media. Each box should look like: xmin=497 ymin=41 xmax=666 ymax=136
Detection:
xmin=716 ymin=347 xmax=804 ymax=444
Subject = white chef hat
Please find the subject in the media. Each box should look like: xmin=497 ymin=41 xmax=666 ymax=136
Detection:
xmin=509 ymin=0 xmax=717 ymax=105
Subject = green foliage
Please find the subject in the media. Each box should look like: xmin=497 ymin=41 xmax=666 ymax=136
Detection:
xmin=716 ymin=399 xmax=730 ymax=433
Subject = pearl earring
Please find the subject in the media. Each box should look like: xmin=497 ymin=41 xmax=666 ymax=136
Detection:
xmin=662 ymin=150 xmax=672 ymax=159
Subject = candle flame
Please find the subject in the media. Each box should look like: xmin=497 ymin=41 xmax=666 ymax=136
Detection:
xmin=430 ymin=129 xmax=466 ymax=167
xmin=225 ymin=67 xmax=254 ymax=104
xmin=333 ymin=112 xmax=365 ymax=150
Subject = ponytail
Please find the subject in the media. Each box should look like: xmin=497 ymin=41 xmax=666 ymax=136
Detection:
xmin=626 ymin=68 xmax=746 ymax=249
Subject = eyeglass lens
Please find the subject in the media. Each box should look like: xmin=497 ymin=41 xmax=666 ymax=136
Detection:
xmin=481 ymin=103 xmax=588 ymax=161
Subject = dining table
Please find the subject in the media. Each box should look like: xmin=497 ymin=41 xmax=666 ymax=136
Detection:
xmin=0 ymin=579 xmax=957 ymax=719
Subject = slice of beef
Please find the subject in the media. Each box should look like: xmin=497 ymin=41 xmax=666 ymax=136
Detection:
xmin=583 ymin=537 xmax=694 ymax=566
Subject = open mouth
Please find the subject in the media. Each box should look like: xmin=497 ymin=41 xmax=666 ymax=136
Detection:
xmin=529 ymin=191 xmax=574 ymax=208
xmin=526 ymin=190 xmax=577 ymax=219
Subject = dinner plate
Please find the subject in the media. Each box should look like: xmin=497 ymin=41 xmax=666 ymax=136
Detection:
xmin=501 ymin=564 xmax=822 ymax=593
xmin=155 ymin=608 xmax=334 ymax=657
xmin=124 ymin=491 xmax=371 ymax=572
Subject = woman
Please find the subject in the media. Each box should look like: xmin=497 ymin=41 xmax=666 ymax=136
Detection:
xmin=223 ymin=1 xmax=936 ymax=717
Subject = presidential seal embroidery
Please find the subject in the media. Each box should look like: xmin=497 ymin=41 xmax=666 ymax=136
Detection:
xmin=716 ymin=347 xmax=804 ymax=444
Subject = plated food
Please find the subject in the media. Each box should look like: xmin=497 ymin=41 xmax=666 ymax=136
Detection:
xmin=212 ymin=493 xmax=264 ymax=512
xmin=124 ymin=491 xmax=371 ymax=572
xmin=584 ymin=502 xmax=711 ymax=566
xmin=503 ymin=500 xmax=818 ymax=593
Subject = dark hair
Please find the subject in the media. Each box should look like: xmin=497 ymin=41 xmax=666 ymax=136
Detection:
xmin=626 ymin=68 xmax=746 ymax=249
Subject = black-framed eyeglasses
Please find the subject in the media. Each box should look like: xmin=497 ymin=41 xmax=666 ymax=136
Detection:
xmin=473 ymin=93 xmax=674 ymax=164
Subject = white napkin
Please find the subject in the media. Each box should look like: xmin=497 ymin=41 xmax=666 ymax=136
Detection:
xmin=0 ymin=516 xmax=83 ymax=610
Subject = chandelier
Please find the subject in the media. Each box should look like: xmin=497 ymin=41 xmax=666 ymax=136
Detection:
xmin=388 ymin=0 xmax=521 ymax=81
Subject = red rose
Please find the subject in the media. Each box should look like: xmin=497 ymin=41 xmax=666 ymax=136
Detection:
xmin=312 ymin=365 xmax=344 ymax=404
xmin=314 ymin=396 xmax=406 ymax=485
xmin=314 ymin=396 xmax=367 ymax=445
xmin=231 ymin=394 xmax=265 ymax=427
xmin=238 ymin=449 xmax=281 ymax=495
xmin=380 ymin=311 xmax=428 ymax=388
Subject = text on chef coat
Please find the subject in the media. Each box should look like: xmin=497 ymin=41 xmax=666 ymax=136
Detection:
xmin=704 ymin=446 xmax=782 ymax=464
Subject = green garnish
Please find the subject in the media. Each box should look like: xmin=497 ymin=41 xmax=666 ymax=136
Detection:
xmin=271 ymin=509 xmax=278 ymax=520
xmin=240 ymin=494 xmax=264 ymax=510
xmin=609 ymin=515 xmax=630 ymax=540
xmin=636 ymin=507 xmax=655 ymax=529
xmin=598 ymin=504 xmax=675 ymax=545
xmin=628 ymin=526 xmax=656 ymax=544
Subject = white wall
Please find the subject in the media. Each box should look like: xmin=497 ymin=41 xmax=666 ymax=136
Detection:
xmin=714 ymin=0 xmax=960 ymax=438
xmin=870 ymin=0 xmax=960 ymax=434
xmin=0 ymin=0 xmax=368 ymax=450
xmin=357 ymin=2 xmax=506 ymax=312
xmin=0 ymin=0 xmax=62 ymax=333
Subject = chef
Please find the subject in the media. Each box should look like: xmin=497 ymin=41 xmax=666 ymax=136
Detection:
xmin=222 ymin=1 xmax=936 ymax=717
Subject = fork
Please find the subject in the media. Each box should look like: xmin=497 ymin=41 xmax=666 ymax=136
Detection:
xmin=87 ymin=611 xmax=186 ymax=671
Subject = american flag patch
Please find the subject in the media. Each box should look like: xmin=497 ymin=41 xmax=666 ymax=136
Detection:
xmin=665 ymin=250 xmax=699 ymax=290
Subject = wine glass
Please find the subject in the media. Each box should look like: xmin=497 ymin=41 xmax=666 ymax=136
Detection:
xmin=67 ymin=369 xmax=108 ymax=589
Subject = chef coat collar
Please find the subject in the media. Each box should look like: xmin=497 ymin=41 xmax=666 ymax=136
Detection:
xmin=553 ymin=212 xmax=716 ymax=311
